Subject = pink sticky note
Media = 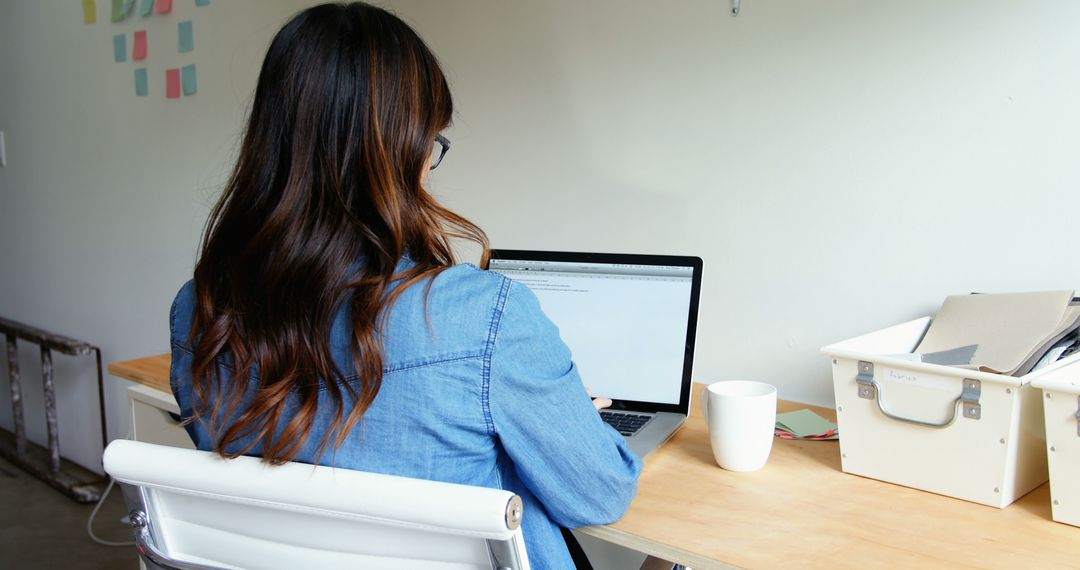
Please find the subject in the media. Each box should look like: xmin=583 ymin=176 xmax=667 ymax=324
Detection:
xmin=155 ymin=0 xmax=172 ymax=14
xmin=133 ymin=30 xmax=148 ymax=60
xmin=166 ymin=68 xmax=181 ymax=99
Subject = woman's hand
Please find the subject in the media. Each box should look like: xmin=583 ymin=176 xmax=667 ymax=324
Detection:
xmin=586 ymin=388 xmax=612 ymax=411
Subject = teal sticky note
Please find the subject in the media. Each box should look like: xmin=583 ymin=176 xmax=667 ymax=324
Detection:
xmin=113 ymin=34 xmax=127 ymax=62
xmin=195 ymin=0 xmax=210 ymax=5
xmin=110 ymin=0 xmax=125 ymax=22
xmin=121 ymin=0 xmax=135 ymax=16
xmin=178 ymin=20 xmax=194 ymax=53
xmin=181 ymin=64 xmax=197 ymax=95
xmin=139 ymin=0 xmax=154 ymax=17
xmin=134 ymin=68 xmax=149 ymax=96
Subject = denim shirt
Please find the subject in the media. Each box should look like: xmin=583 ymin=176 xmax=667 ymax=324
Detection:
xmin=169 ymin=261 xmax=643 ymax=569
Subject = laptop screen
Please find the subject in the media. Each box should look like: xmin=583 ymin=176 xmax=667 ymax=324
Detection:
xmin=489 ymin=251 xmax=702 ymax=412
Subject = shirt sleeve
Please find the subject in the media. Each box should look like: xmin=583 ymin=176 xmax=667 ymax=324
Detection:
xmin=486 ymin=280 xmax=643 ymax=528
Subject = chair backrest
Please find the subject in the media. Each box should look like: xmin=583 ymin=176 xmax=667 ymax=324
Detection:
xmin=103 ymin=440 xmax=529 ymax=570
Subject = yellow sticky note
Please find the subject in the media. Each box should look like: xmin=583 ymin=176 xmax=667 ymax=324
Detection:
xmin=83 ymin=0 xmax=97 ymax=24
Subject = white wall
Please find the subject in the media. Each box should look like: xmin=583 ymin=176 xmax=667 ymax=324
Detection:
xmin=0 ymin=0 xmax=315 ymax=472
xmin=387 ymin=0 xmax=1080 ymax=402
xmin=1 ymin=0 xmax=1078 ymax=474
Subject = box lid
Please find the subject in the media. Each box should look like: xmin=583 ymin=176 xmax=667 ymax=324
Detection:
xmin=823 ymin=317 xmax=1080 ymax=388
xmin=1031 ymin=357 xmax=1080 ymax=394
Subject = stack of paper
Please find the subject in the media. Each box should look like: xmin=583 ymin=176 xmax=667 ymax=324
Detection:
xmin=914 ymin=290 xmax=1080 ymax=376
xmin=775 ymin=409 xmax=838 ymax=440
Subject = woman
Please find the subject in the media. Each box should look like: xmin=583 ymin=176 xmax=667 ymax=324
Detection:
xmin=168 ymin=3 xmax=642 ymax=568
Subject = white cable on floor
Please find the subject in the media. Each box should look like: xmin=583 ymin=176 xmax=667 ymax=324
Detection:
xmin=86 ymin=476 xmax=134 ymax=547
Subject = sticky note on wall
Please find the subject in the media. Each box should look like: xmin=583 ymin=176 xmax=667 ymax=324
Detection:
xmin=133 ymin=31 xmax=148 ymax=60
xmin=113 ymin=34 xmax=127 ymax=63
xmin=166 ymin=68 xmax=181 ymax=99
xmin=83 ymin=0 xmax=97 ymax=24
xmin=155 ymin=0 xmax=172 ymax=14
xmin=110 ymin=0 xmax=125 ymax=22
xmin=195 ymin=0 xmax=210 ymax=5
xmin=178 ymin=21 xmax=194 ymax=53
xmin=182 ymin=64 xmax=197 ymax=96
xmin=139 ymin=0 xmax=154 ymax=17
xmin=122 ymin=0 xmax=135 ymax=17
xmin=134 ymin=68 xmax=149 ymax=97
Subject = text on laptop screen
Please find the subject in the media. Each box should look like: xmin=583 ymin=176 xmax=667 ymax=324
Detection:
xmin=489 ymin=258 xmax=693 ymax=405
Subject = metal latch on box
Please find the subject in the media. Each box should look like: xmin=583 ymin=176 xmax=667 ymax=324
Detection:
xmin=856 ymin=361 xmax=981 ymax=429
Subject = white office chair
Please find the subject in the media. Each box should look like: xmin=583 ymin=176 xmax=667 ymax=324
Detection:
xmin=102 ymin=440 xmax=529 ymax=570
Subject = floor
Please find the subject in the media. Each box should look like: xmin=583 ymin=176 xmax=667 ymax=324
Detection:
xmin=0 ymin=457 xmax=138 ymax=569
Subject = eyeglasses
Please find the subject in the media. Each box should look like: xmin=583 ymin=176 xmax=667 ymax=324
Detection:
xmin=430 ymin=134 xmax=450 ymax=170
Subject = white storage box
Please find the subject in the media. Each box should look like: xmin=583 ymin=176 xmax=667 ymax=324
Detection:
xmin=823 ymin=317 xmax=1080 ymax=508
xmin=1031 ymin=365 xmax=1080 ymax=526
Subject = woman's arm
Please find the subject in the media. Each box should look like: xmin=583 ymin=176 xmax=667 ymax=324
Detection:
xmin=486 ymin=281 xmax=643 ymax=528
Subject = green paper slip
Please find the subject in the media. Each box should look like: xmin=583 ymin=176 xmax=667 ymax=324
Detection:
xmin=775 ymin=409 xmax=836 ymax=438
xmin=111 ymin=0 xmax=125 ymax=22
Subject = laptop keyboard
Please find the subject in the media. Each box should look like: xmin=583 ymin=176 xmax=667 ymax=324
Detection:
xmin=600 ymin=411 xmax=653 ymax=437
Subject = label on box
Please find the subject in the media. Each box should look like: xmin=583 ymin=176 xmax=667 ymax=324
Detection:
xmin=881 ymin=367 xmax=957 ymax=393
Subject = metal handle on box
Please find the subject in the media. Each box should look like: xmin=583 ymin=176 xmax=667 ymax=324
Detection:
xmin=855 ymin=361 xmax=981 ymax=429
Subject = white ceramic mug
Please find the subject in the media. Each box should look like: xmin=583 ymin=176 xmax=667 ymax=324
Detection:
xmin=701 ymin=381 xmax=777 ymax=472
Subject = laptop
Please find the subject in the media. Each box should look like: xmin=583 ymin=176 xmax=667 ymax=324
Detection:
xmin=488 ymin=250 xmax=703 ymax=458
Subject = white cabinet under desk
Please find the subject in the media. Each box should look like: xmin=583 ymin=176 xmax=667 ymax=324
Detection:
xmin=127 ymin=380 xmax=193 ymax=450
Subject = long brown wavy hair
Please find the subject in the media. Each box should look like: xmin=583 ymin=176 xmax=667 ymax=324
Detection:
xmin=190 ymin=2 xmax=487 ymax=465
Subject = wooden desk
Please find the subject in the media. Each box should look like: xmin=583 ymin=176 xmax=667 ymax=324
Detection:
xmin=109 ymin=353 xmax=170 ymax=393
xmin=111 ymin=356 xmax=1080 ymax=569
